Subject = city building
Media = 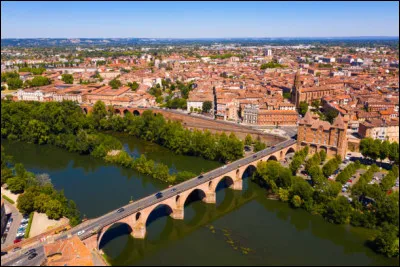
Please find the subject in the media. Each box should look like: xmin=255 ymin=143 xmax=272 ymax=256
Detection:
xmin=358 ymin=118 xmax=399 ymax=143
xmin=297 ymin=111 xmax=348 ymax=159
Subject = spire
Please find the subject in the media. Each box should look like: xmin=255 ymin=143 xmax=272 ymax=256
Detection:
xmin=332 ymin=114 xmax=345 ymax=129
xmin=300 ymin=110 xmax=313 ymax=125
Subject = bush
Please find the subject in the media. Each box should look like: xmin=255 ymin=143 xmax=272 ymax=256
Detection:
xmin=24 ymin=212 xmax=34 ymax=238
xmin=2 ymin=194 xmax=15 ymax=204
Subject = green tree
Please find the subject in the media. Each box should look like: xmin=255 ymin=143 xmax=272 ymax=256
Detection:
xmin=27 ymin=76 xmax=51 ymax=87
xmin=6 ymin=77 xmax=23 ymax=90
xmin=17 ymin=191 xmax=36 ymax=214
xmin=109 ymin=79 xmax=122 ymax=89
xmin=311 ymin=100 xmax=321 ymax=109
xmin=291 ymin=195 xmax=302 ymax=208
xmin=323 ymin=196 xmax=351 ymax=224
xmin=253 ymin=140 xmax=266 ymax=152
xmin=319 ymin=150 xmax=327 ymax=163
xmin=127 ymin=81 xmax=139 ymax=91
xmin=244 ymin=134 xmax=253 ymax=146
xmin=202 ymin=101 xmax=212 ymax=113
xmin=278 ymin=188 xmax=290 ymax=202
xmin=61 ymin=74 xmax=74 ymax=84
xmin=7 ymin=177 xmax=26 ymax=193
xmin=324 ymin=109 xmax=339 ymax=124
xmin=372 ymin=223 xmax=399 ymax=257
xmin=379 ymin=140 xmax=390 ymax=162
xmin=299 ymin=101 xmax=309 ymax=116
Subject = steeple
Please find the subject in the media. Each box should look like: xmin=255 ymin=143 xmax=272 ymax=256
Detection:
xmin=332 ymin=114 xmax=345 ymax=129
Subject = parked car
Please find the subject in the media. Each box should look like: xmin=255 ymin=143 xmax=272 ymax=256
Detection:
xmin=1 ymin=234 xmax=7 ymax=244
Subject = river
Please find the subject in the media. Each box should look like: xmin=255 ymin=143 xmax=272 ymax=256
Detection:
xmin=1 ymin=138 xmax=398 ymax=266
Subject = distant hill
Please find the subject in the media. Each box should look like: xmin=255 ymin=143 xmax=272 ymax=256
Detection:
xmin=1 ymin=37 xmax=398 ymax=47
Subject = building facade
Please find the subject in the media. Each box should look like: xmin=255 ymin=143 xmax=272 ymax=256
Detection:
xmin=297 ymin=111 xmax=348 ymax=159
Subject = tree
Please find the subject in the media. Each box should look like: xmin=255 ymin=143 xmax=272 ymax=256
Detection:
xmin=91 ymin=101 xmax=108 ymax=128
xmin=253 ymin=140 xmax=266 ymax=152
xmin=299 ymin=101 xmax=308 ymax=116
xmin=291 ymin=195 xmax=302 ymax=208
xmin=23 ymin=119 xmax=50 ymax=144
xmin=6 ymin=77 xmax=23 ymax=90
xmin=27 ymin=76 xmax=51 ymax=87
xmin=372 ymin=223 xmax=399 ymax=257
xmin=379 ymin=140 xmax=390 ymax=162
xmin=61 ymin=74 xmax=74 ymax=84
xmin=45 ymin=199 xmax=64 ymax=220
xmin=324 ymin=109 xmax=339 ymax=123
xmin=202 ymin=101 xmax=212 ymax=113
xmin=319 ymin=150 xmax=327 ymax=163
xmin=244 ymin=134 xmax=253 ymax=146
xmin=388 ymin=142 xmax=399 ymax=164
xmin=323 ymin=196 xmax=351 ymax=224
xmin=109 ymin=79 xmax=122 ymax=89
xmin=127 ymin=81 xmax=139 ymax=91
xmin=17 ymin=191 xmax=36 ymax=214
xmin=7 ymin=177 xmax=26 ymax=193
xmin=311 ymin=100 xmax=321 ymax=109
xmin=278 ymin=188 xmax=290 ymax=202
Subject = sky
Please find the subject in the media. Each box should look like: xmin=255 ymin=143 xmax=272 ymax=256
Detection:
xmin=1 ymin=1 xmax=399 ymax=38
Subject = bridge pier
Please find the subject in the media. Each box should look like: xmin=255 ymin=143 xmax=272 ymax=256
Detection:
xmin=171 ymin=208 xmax=184 ymax=220
xmin=232 ymin=179 xmax=243 ymax=190
xmin=204 ymin=192 xmax=216 ymax=204
xmin=132 ymin=223 xmax=146 ymax=239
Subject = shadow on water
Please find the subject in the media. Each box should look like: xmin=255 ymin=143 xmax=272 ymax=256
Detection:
xmin=99 ymin=223 xmax=132 ymax=250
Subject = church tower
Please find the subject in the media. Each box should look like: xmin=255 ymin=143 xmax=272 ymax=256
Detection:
xmin=291 ymin=70 xmax=301 ymax=107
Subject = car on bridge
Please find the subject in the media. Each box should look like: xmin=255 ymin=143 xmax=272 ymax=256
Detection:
xmin=28 ymin=252 xmax=38 ymax=260
xmin=155 ymin=192 xmax=163 ymax=199
xmin=253 ymin=154 xmax=257 ymax=158
xmin=24 ymin=249 xmax=36 ymax=256
xmin=77 ymin=230 xmax=85 ymax=236
xmin=197 ymin=175 xmax=204 ymax=179
xmin=117 ymin=208 xmax=125 ymax=213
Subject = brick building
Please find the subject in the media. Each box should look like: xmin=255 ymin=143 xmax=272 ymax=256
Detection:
xmin=297 ymin=111 xmax=348 ymax=159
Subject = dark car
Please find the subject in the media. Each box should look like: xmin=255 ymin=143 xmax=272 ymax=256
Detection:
xmin=24 ymin=249 xmax=36 ymax=255
xmin=271 ymin=146 xmax=276 ymax=149
xmin=171 ymin=188 xmax=177 ymax=192
xmin=116 ymin=208 xmax=124 ymax=213
xmin=198 ymin=175 xmax=204 ymax=179
xmin=28 ymin=252 xmax=38 ymax=260
xmin=155 ymin=192 xmax=163 ymax=199
xmin=1 ymin=251 xmax=7 ymax=256
xmin=253 ymin=154 xmax=257 ymax=158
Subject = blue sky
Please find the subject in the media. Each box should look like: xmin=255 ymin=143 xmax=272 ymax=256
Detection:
xmin=1 ymin=1 xmax=399 ymax=38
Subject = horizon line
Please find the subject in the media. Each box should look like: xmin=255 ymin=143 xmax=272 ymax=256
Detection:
xmin=1 ymin=36 xmax=399 ymax=40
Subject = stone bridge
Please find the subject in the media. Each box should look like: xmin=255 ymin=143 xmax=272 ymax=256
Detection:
xmin=81 ymin=139 xmax=297 ymax=251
